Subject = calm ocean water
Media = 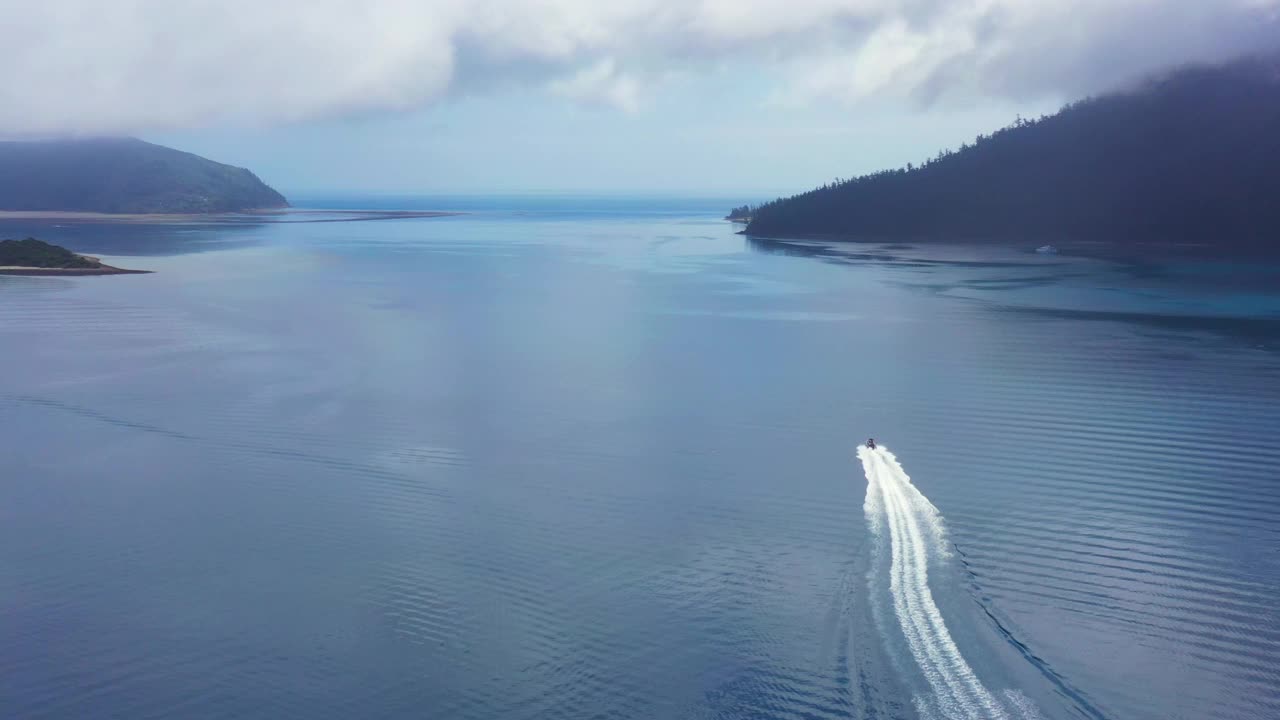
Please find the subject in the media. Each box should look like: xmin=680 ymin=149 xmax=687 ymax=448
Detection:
xmin=1 ymin=197 xmax=1278 ymax=720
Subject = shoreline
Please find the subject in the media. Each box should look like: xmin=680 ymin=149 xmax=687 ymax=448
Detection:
xmin=0 ymin=263 xmax=151 ymax=276
xmin=0 ymin=252 xmax=150 ymax=276
xmin=0 ymin=209 xmax=462 ymax=224
xmin=736 ymin=230 xmax=1255 ymax=260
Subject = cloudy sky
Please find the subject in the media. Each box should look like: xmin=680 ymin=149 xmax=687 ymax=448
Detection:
xmin=5 ymin=1 xmax=1278 ymax=195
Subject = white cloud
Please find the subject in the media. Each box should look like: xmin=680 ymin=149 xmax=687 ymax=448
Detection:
xmin=550 ymin=59 xmax=643 ymax=111
xmin=0 ymin=0 xmax=1276 ymax=134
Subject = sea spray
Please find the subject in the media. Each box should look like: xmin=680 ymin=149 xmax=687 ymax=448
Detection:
xmin=860 ymin=445 xmax=1037 ymax=720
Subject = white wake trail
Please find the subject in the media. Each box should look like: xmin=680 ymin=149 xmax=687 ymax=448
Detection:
xmin=860 ymin=445 xmax=1014 ymax=720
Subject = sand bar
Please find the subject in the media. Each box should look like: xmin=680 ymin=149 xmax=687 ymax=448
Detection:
xmin=0 ymin=209 xmax=461 ymax=224
xmin=0 ymin=264 xmax=151 ymax=276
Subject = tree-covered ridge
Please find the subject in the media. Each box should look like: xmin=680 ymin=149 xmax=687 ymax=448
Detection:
xmin=725 ymin=205 xmax=753 ymax=221
xmin=745 ymin=55 xmax=1280 ymax=249
xmin=0 ymin=238 xmax=98 ymax=268
xmin=0 ymin=137 xmax=288 ymax=214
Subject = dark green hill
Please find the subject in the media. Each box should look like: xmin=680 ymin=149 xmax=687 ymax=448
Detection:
xmin=745 ymin=55 xmax=1280 ymax=250
xmin=0 ymin=237 xmax=97 ymax=268
xmin=0 ymin=137 xmax=288 ymax=214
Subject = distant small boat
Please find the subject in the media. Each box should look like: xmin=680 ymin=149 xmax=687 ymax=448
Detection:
xmin=1035 ymin=245 xmax=1058 ymax=254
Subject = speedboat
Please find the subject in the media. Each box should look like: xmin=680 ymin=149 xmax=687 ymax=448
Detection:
xmin=1035 ymin=244 xmax=1058 ymax=254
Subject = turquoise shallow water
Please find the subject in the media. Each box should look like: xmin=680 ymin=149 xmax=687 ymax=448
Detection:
xmin=1 ymin=198 xmax=1278 ymax=720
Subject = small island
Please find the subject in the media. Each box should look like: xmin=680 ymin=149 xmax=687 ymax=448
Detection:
xmin=0 ymin=237 xmax=149 ymax=276
xmin=725 ymin=205 xmax=753 ymax=223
